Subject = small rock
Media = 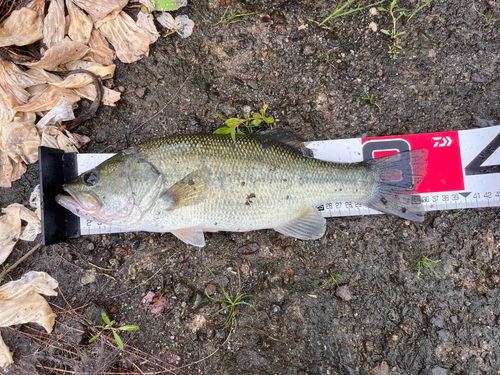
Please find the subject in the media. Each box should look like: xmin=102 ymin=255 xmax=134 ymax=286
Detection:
xmin=205 ymin=284 xmax=216 ymax=296
xmin=239 ymin=243 xmax=260 ymax=254
xmin=216 ymin=330 xmax=226 ymax=339
xmin=364 ymin=340 xmax=374 ymax=351
xmin=302 ymin=43 xmax=316 ymax=56
xmin=118 ymin=86 xmax=125 ymax=92
xmin=246 ymin=80 xmax=258 ymax=90
xmin=190 ymin=291 xmax=210 ymax=310
xmin=438 ymin=329 xmax=450 ymax=341
xmin=369 ymin=7 xmax=380 ymax=16
xmin=87 ymin=242 xmax=95 ymax=251
xmin=270 ymin=9 xmax=286 ymax=24
xmin=95 ymin=126 xmax=110 ymax=143
xmin=431 ymin=367 xmax=448 ymax=375
xmin=371 ymin=360 xmax=390 ymax=375
xmin=368 ymin=21 xmax=377 ymax=32
xmin=87 ymin=303 xmax=109 ymax=325
xmin=173 ymin=281 xmax=194 ymax=301
xmin=134 ymin=87 xmax=147 ymax=98
xmin=431 ymin=316 xmax=444 ymax=328
xmin=473 ymin=116 xmax=496 ymax=128
xmin=336 ymin=285 xmax=352 ymax=301
xmin=80 ymin=268 xmax=97 ymax=286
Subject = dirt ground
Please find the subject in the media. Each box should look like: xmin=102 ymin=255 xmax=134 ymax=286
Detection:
xmin=2 ymin=0 xmax=500 ymax=374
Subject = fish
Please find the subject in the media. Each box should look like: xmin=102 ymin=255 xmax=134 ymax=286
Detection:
xmin=55 ymin=130 xmax=427 ymax=247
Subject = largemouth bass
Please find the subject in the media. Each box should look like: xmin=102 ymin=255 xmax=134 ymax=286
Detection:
xmin=56 ymin=130 xmax=427 ymax=247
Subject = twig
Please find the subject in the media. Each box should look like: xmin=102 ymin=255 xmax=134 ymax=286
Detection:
xmin=0 ymin=243 xmax=41 ymax=280
xmin=47 ymin=69 xmax=104 ymax=130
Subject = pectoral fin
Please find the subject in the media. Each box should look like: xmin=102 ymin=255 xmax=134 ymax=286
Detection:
xmin=274 ymin=206 xmax=326 ymax=240
xmin=160 ymin=169 xmax=207 ymax=210
xmin=171 ymin=227 xmax=206 ymax=247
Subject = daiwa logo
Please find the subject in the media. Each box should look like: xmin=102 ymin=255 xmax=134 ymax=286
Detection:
xmin=432 ymin=136 xmax=452 ymax=147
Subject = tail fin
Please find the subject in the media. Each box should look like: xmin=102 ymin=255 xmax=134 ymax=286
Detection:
xmin=365 ymin=149 xmax=428 ymax=222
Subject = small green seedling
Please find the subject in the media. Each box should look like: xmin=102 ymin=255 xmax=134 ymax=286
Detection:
xmin=205 ymin=267 xmax=258 ymax=330
xmin=89 ymin=313 xmax=139 ymax=349
xmin=0 ymin=263 xmax=8 ymax=284
xmin=214 ymin=104 xmax=274 ymax=142
xmin=453 ymin=209 xmax=463 ymax=218
xmin=412 ymin=257 xmax=441 ymax=279
xmin=317 ymin=273 xmax=351 ymax=289
xmin=216 ymin=6 xmax=258 ymax=26
xmin=362 ymin=86 xmax=381 ymax=113
xmin=308 ymin=0 xmax=384 ymax=29
xmin=473 ymin=0 xmax=500 ymax=28
xmin=379 ymin=0 xmax=433 ymax=59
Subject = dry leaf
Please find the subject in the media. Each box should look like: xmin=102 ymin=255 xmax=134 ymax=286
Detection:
xmin=84 ymin=29 xmax=115 ymax=65
xmin=0 ymin=271 xmax=58 ymax=341
xmin=73 ymin=82 xmax=121 ymax=106
xmin=0 ymin=7 xmax=43 ymax=47
xmin=137 ymin=10 xmax=160 ymax=44
xmin=175 ymin=15 xmax=194 ymax=38
xmin=1 ymin=112 xmax=39 ymax=164
xmin=26 ymin=0 xmax=46 ymax=18
xmin=23 ymin=67 xmax=63 ymax=85
xmin=65 ymin=130 xmax=90 ymax=148
xmin=14 ymin=85 xmax=81 ymax=113
xmin=0 ymin=333 xmax=13 ymax=369
xmin=35 ymin=99 xmax=75 ymax=131
xmin=98 ymin=11 xmax=150 ymax=63
xmin=72 ymin=0 xmax=128 ymax=23
xmin=41 ymin=127 xmax=79 ymax=152
xmin=22 ymin=37 xmax=90 ymax=71
xmin=156 ymin=12 xmax=178 ymax=30
xmin=51 ymin=64 xmax=116 ymax=89
xmin=0 ymin=85 xmax=16 ymax=127
xmin=43 ymin=0 xmax=66 ymax=49
xmin=0 ymin=61 xmax=30 ymax=107
xmin=0 ymin=205 xmax=22 ymax=264
xmin=2 ymin=61 xmax=46 ymax=89
xmin=66 ymin=0 xmax=93 ymax=44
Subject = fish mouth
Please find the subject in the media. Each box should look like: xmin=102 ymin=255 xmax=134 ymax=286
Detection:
xmin=55 ymin=186 xmax=101 ymax=220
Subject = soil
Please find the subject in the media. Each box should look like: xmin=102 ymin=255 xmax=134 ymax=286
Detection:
xmin=2 ymin=0 xmax=500 ymax=374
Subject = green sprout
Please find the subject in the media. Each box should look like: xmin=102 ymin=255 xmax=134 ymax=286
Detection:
xmin=216 ymin=6 xmax=258 ymax=26
xmin=0 ymin=263 xmax=8 ymax=284
xmin=473 ymin=0 xmax=500 ymax=28
xmin=308 ymin=0 xmax=384 ymax=29
xmin=214 ymin=104 xmax=274 ymax=142
xmin=89 ymin=313 xmax=139 ymax=349
xmin=453 ymin=209 xmax=463 ymax=218
xmin=205 ymin=267 xmax=258 ymax=330
xmin=317 ymin=273 xmax=351 ymax=289
xmin=412 ymin=257 xmax=441 ymax=279
xmin=379 ymin=0 xmax=433 ymax=59
xmin=362 ymin=86 xmax=381 ymax=113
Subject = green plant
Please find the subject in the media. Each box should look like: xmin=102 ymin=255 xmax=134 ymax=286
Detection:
xmin=0 ymin=263 xmax=8 ymax=284
xmin=214 ymin=104 xmax=274 ymax=142
xmin=412 ymin=257 xmax=441 ymax=279
xmin=362 ymin=86 xmax=381 ymax=113
xmin=379 ymin=0 xmax=433 ymax=59
xmin=453 ymin=209 xmax=463 ymax=218
xmin=473 ymin=0 xmax=500 ymax=28
xmin=216 ymin=5 xmax=258 ymax=26
xmin=89 ymin=313 xmax=139 ymax=349
xmin=309 ymin=0 xmax=384 ymax=29
xmin=205 ymin=267 xmax=258 ymax=330
xmin=317 ymin=273 xmax=351 ymax=289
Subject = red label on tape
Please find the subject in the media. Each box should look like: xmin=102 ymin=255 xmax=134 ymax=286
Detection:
xmin=361 ymin=131 xmax=464 ymax=193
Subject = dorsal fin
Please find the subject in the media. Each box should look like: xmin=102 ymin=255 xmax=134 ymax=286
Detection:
xmin=251 ymin=129 xmax=313 ymax=157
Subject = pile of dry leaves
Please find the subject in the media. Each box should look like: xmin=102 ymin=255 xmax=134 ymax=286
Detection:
xmin=0 ymin=0 xmax=194 ymax=368
xmin=0 ymin=0 xmax=194 ymax=188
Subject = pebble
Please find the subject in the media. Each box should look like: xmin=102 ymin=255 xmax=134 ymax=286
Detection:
xmin=173 ymin=281 xmax=194 ymax=301
xmin=95 ymin=126 xmax=110 ymax=143
xmin=302 ymin=43 xmax=316 ymax=56
xmin=118 ymin=86 xmax=125 ymax=92
xmin=190 ymin=291 xmax=210 ymax=311
xmin=336 ymin=285 xmax=352 ymax=301
xmin=134 ymin=87 xmax=147 ymax=98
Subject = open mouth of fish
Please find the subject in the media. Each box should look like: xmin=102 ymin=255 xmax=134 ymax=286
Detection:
xmin=55 ymin=186 xmax=101 ymax=220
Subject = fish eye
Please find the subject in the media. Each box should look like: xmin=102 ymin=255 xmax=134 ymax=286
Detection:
xmin=83 ymin=171 xmax=99 ymax=186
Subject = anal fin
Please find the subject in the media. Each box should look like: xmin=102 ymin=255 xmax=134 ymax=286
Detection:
xmin=171 ymin=227 xmax=206 ymax=247
xmin=274 ymin=206 xmax=326 ymax=241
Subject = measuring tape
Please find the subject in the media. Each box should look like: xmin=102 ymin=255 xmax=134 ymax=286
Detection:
xmin=40 ymin=125 xmax=500 ymax=240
